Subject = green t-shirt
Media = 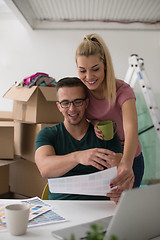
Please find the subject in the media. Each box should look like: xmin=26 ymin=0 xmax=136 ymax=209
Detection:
xmin=35 ymin=122 xmax=122 ymax=200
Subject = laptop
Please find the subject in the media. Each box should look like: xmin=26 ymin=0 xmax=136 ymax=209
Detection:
xmin=52 ymin=183 xmax=160 ymax=240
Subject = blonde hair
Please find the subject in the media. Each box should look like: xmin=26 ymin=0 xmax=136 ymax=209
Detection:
xmin=75 ymin=33 xmax=116 ymax=105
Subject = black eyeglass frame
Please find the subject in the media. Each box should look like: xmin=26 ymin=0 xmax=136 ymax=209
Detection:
xmin=58 ymin=98 xmax=86 ymax=109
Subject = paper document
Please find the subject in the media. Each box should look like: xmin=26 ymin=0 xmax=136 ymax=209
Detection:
xmin=48 ymin=167 xmax=117 ymax=196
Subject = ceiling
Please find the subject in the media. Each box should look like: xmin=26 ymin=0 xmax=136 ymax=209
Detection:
xmin=3 ymin=0 xmax=160 ymax=30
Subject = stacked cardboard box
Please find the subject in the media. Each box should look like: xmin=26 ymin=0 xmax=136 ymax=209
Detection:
xmin=0 ymin=111 xmax=14 ymax=196
xmin=3 ymin=85 xmax=63 ymax=198
xmin=9 ymin=159 xmax=47 ymax=198
xmin=14 ymin=122 xmax=56 ymax=162
xmin=0 ymin=164 xmax=9 ymax=195
xmin=0 ymin=111 xmax=13 ymax=121
xmin=0 ymin=121 xmax=14 ymax=159
xmin=0 ymin=158 xmax=22 ymax=197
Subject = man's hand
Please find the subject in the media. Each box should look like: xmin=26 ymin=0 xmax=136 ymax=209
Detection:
xmin=76 ymin=148 xmax=117 ymax=170
xmin=106 ymin=153 xmax=122 ymax=168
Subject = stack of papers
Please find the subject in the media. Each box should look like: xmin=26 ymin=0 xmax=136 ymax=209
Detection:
xmin=0 ymin=197 xmax=67 ymax=232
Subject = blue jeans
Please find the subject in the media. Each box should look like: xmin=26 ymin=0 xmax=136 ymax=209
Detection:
xmin=132 ymin=152 xmax=144 ymax=188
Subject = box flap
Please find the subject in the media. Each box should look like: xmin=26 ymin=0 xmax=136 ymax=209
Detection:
xmin=3 ymin=85 xmax=37 ymax=102
xmin=39 ymin=86 xmax=57 ymax=101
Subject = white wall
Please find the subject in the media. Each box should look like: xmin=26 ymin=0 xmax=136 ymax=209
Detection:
xmin=0 ymin=14 xmax=160 ymax=111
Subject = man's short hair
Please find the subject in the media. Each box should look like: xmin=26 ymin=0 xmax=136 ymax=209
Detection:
xmin=56 ymin=77 xmax=88 ymax=98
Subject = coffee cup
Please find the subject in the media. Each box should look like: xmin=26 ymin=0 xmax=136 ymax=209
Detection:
xmin=4 ymin=203 xmax=30 ymax=236
xmin=97 ymin=120 xmax=117 ymax=141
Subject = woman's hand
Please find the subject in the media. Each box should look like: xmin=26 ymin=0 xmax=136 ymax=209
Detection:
xmin=90 ymin=119 xmax=104 ymax=140
xmin=109 ymin=161 xmax=134 ymax=192
xmin=107 ymin=161 xmax=134 ymax=204
xmin=106 ymin=187 xmax=122 ymax=204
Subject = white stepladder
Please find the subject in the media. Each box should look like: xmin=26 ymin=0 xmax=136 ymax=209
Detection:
xmin=124 ymin=54 xmax=160 ymax=141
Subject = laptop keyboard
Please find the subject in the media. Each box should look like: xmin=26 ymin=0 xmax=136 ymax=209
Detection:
xmin=52 ymin=216 xmax=112 ymax=240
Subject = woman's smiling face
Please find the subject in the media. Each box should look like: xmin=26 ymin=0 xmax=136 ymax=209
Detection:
xmin=77 ymin=55 xmax=105 ymax=91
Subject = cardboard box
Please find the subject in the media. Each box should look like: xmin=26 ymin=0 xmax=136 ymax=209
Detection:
xmin=9 ymin=159 xmax=47 ymax=198
xmin=3 ymin=85 xmax=63 ymax=123
xmin=0 ymin=165 xmax=9 ymax=194
xmin=0 ymin=122 xmax=14 ymax=159
xmin=0 ymin=111 xmax=13 ymax=121
xmin=0 ymin=157 xmax=21 ymax=195
xmin=14 ymin=122 xmax=56 ymax=162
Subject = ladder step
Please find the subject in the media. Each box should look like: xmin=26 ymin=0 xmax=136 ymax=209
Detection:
xmin=125 ymin=54 xmax=160 ymax=141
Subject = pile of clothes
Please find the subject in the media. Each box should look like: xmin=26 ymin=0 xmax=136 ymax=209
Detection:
xmin=15 ymin=72 xmax=56 ymax=88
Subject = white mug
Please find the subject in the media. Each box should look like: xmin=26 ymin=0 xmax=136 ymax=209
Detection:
xmin=4 ymin=203 xmax=30 ymax=236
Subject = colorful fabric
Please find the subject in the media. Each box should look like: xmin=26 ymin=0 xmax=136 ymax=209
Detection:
xmin=23 ymin=72 xmax=56 ymax=88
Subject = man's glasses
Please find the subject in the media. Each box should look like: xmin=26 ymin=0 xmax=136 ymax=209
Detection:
xmin=58 ymin=98 xmax=86 ymax=109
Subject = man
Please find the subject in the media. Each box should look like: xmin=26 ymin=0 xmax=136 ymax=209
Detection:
xmin=35 ymin=77 xmax=123 ymax=202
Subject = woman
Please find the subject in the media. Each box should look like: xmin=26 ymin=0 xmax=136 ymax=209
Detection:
xmin=75 ymin=33 xmax=144 ymax=198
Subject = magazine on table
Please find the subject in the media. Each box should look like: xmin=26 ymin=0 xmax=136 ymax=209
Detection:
xmin=0 ymin=197 xmax=67 ymax=232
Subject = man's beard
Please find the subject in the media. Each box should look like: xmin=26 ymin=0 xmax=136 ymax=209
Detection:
xmin=68 ymin=118 xmax=82 ymax=126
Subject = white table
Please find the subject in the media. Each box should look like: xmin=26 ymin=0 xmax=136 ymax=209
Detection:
xmin=0 ymin=200 xmax=116 ymax=239
xmin=1 ymin=200 xmax=160 ymax=240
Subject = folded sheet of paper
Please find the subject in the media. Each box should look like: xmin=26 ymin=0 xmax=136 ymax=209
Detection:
xmin=48 ymin=167 xmax=117 ymax=196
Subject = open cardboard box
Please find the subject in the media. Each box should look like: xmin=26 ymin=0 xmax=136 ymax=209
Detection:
xmin=3 ymin=85 xmax=63 ymax=123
